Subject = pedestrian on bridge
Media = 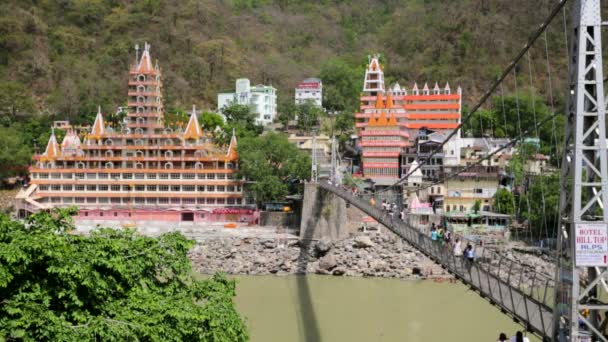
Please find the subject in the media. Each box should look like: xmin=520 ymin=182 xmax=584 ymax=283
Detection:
xmin=464 ymin=243 xmax=475 ymax=270
xmin=509 ymin=331 xmax=530 ymax=342
xmin=430 ymin=223 xmax=438 ymax=242
xmin=496 ymin=332 xmax=508 ymax=342
xmin=453 ymin=238 xmax=462 ymax=257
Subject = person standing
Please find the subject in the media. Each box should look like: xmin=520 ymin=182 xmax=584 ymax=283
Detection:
xmin=465 ymin=243 xmax=475 ymax=270
xmin=497 ymin=333 xmax=508 ymax=342
xmin=431 ymin=224 xmax=438 ymax=242
xmin=453 ymin=238 xmax=462 ymax=257
xmin=509 ymin=331 xmax=530 ymax=342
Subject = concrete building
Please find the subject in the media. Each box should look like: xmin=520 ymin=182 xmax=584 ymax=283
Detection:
xmin=443 ymin=166 xmax=500 ymax=213
xmin=295 ymin=78 xmax=322 ymax=107
xmin=217 ymin=78 xmax=277 ymax=126
xmin=16 ymin=43 xmax=253 ymax=223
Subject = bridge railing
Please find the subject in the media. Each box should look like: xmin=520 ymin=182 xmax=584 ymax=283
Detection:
xmin=318 ymin=181 xmax=554 ymax=338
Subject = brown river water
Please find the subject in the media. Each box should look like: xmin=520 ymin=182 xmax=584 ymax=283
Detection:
xmin=233 ymin=275 xmax=540 ymax=342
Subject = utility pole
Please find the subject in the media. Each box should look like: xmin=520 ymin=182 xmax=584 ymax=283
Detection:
xmin=311 ymin=129 xmax=318 ymax=183
xmin=554 ymin=1 xmax=608 ymax=340
xmin=330 ymin=135 xmax=337 ymax=184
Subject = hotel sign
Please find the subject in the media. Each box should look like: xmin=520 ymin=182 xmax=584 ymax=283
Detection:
xmin=575 ymin=223 xmax=608 ymax=266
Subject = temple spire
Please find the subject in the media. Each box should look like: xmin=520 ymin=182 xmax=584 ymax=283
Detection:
xmin=43 ymin=128 xmax=60 ymax=160
xmin=375 ymin=92 xmax=384 ymax=109
xmin=227 ymin=128 xmax=238 ymax=159
xmin=136 ymin=42 xmax=153 ymax=73
xmin=183 ymin=105 xmax=203 ymax=140
xmin=90 ymin=106 xmax=105 ymax=138
xmin=386 ymin=91 xmax=394 ymax=108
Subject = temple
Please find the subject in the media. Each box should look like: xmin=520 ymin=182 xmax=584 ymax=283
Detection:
xmin=16 ymin=43 xmax=253 ymax=223
xmin=356 ymin=55 xmax=462 ymax=185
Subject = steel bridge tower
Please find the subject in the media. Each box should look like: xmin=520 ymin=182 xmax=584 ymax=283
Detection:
xmin=555 ymin=0 xmax=608 ymax=340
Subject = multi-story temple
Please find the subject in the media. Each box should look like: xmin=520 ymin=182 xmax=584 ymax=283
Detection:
xmin=355 ymin=55 xmax=462 ymax=185
xmin=16 ymin=43 xmax=253 ymax=223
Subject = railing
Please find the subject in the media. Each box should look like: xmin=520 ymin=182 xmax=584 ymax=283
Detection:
xmin=317 ymin=181 xmax=555 ymax=340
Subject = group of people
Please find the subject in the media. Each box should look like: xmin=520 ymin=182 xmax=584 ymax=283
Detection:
xmin=430 ymin=222 xmax=477 ymax=269
xmin=497 ymin=331 xmax=530 ymax=342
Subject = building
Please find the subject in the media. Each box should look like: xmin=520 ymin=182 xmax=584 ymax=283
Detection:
xmin=443 ymin=166 xmax=500 ymax=213
xmin=443 ymin=136 xmax=514 ymax=169
xmin=359 ymin=110 xmax=410 ymax=186
xmin=217 ymin=78 xmax=277 ymax=126
xmin=355 ymin=54 xmax=460 ymax=185
xmin=356 ymin=55 xmax=462 ymax=138
xmin=16 ymin=43 xmax=253 ymax=223
xmin=295 ymin=78 xmax=322 ymax=107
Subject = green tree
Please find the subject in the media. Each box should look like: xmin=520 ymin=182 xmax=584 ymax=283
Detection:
xmin=276 ymin=102 xmax=296 ymax=129
xmin=106 ymin=108 xmax=126 ymax=129
xmin=319 ymin=58 xmax=363 ymax=112
xmin=238 ymin=132 xmax=310 ymax=203
xmin=0 ymin=208 xmax=248 ymax=341
xmin=199 ymin=111 xmax=225 ymax=131
xmin=494 ymin=188 xmax=515 ymax=215
xmin=0 ymin=81 xmax=35 ymax=120
xmin=164 ymin=108 xmax=189 ymax=130
xmin=472 ymin=199 xmax=481 ymax=213
xmin=0 ymin=126 xmax=31 ymax=179
xmin=295 ymin=103 xmax=324 ymax=133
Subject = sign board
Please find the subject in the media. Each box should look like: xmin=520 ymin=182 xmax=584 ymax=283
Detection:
xmin=575 ymin=223 xmax=608 ymax=266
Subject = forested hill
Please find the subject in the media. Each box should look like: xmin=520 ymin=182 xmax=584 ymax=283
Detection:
xmin=1 ymin=0 xmax=568 ymax=123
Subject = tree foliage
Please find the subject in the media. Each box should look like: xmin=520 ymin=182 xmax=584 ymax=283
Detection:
xmin=0 ymin=208 xmax=248 ymax=341
xmin=237 ymin=132 xmax=310 ymax=203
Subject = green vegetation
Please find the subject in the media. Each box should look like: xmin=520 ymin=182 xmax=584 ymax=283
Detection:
xmin=0 ymin=208 xmax=248 ymax=341
xmin=237 ymin=131 xmax=310 ymax=203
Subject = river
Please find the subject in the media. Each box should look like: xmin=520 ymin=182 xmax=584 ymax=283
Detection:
xmin=233 ymin=275 xmax=540 ymax=341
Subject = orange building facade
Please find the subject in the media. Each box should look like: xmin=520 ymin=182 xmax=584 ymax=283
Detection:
xmin=16 ymin=43 xmax=253 ymax=223
xmin=356 ymin=55 xmax=462 ymax=185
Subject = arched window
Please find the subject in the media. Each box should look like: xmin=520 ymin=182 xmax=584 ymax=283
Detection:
xmin=194 ymin=151 xmax=204 ymax=158
xmin=134 ymin=128 xmax=143 ymax=135
xmin=134 ymin=139 xmax=144 ymax=146
xmin=138 ymin=74 xmax=145 ymax=82
xmin=105 ymin=162 xmax=114 ymax=169
xmin=164 ymin=162 xmax=173 ymax=169
xmin=76 ymin=162 xmax=85 ymax=169
xmin=164 ymin=139 xmax=173 ymax=146
xmin=137 ymin=85 xmax=145 ymax=92
xmin=135 ymin=162 xmax=144 ymax=169
xmin=137 ymin=106 xmax=144 ymax=113
xmin=136 ymin=117 xmax=145 ymax=124
xmin=164 ymin=128 xmax=173 ymax=134
xmin=105 ymin=150 xmax=114 ymax=157
xmin=195 ymin=162 xmax=204 ymax=170
xmin=137 ymin=96 xmax=145 ymax=103
xmin=135 ymin=150 xmax=144 ymax=157
xmin=164 ymin=150 xmax=173 ymax=158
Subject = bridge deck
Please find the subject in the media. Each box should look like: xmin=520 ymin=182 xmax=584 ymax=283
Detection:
xmin=318 ymin=182 xmax=554 ymax=340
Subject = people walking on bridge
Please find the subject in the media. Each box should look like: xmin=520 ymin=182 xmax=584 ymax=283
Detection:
xmin=430 ymin=223 xmax=438 ymax=242
xmin=437 ymin=228 xmax=444 ymax=246
xmin=509 ymin=331 xmax=530 ymax=342
xmin=497 ymin=332 xmax=508 ymax=342
xmin=381 ymin=200 xmax=388 ymax=212
xmin=369 ymin=197 xmax=376 ymax=207
xmin=444 ymin=229 xmax=452 ymax=247
xmin=464 ymin=243 xmax=475 ymax=270
xmin=453 ymin=238 xmax=462 ymax=257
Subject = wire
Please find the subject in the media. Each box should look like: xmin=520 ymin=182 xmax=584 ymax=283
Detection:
xmin=377 ymin=0 xmax=571 ymax=194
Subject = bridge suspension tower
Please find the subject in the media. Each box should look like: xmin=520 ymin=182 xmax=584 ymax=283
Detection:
xmin=555 ymin=0 xmax=608 ymax=340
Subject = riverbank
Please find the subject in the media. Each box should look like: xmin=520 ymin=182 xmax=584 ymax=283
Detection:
xmin=189 ymin=230 xmax=450 ymax=280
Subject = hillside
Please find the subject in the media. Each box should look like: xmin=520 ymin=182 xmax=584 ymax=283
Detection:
xmin=0 ymin=0 xmax=570 ymax=123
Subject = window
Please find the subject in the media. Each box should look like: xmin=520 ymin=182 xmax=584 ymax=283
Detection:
xmin=170 ymin=173 xmax=180 ymax=179
xmin=159 ymin=198 xmax=169 ymax=204
xmin=99 ymin=198 xmax=108 ymax=204
xmin=75 ymin=185 xmax=85 ymax=191
xmin=135 ymin=173 xmax=145 ymax=179
xmin=39 ymin=185 xmax=49 ymax=191
xmin=183 ymin=185 xmax=195 ymax=192
xmin=98 ymin=173 xmax=108 ymax=179
xmin=99 ymin=185 xmax=108 ymax=191
xmin=147 ymin=174 xmax=157 ymax=179
xmin=207 ymin=174 xmax=216 ymax=180
xmin=75 ymin=173 xmax=85 ymax=179
xmin=197 ymin=186 xmax=205 ymax=192
xmin=123 ymin=173 xmax=133 ymax=179
xmin=227 ymin=186 xmax=235 ymax=192
xmin=171 ymin=185 xmax=180 ymax=192
xmin=159 ymin=173 xmax=169 ymax=179
xmin=216 ymin=198 xmax=225 ymax=205
xmin=87 ymin=185 xmax=96 ymax=191
xmin=183 ymin=173 xmax=195 ymax=179
xmin=147 ymin=185 xmax=157 ymax=191
xmin=135 ymin=185 xmax=145 ymax=191
xmin=207 ymin=185 xmax=215 ymax=192
xmin=86 ymin=173 xmax=96 ymax=179
xmin=217 ymin=185 xmax=225 ymax=192
xmin=159 ymin=185 xmax=169 ymax=191
xmin=111 ymin=185 xmax=121 ymax=191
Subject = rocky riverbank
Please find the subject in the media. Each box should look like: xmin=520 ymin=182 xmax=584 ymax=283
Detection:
xmin=189 ymin=231 xmax=450 ymax=280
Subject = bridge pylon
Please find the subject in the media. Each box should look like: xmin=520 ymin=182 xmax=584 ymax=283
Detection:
xmin=554 ymin=0 xmax=608 ymax=340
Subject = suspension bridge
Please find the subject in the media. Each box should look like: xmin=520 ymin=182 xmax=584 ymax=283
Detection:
xmin=310 ymin=0 xmax=608 ymax=340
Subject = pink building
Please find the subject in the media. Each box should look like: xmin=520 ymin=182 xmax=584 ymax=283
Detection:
xmin=16 ymin=43 xmax=253 ymax=223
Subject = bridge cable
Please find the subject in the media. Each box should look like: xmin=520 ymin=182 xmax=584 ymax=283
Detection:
xmin=376 ymin=0 xmax=570 ymax=194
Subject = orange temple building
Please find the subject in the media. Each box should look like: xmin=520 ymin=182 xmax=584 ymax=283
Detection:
xmin=356 ymin=55 xmax=462 ymax=185
xmin=16 ymin=43 xmax=254 ymax=223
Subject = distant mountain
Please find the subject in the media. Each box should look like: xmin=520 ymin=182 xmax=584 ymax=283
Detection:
xmin=0 ymin=0 xmax=569 ymax=122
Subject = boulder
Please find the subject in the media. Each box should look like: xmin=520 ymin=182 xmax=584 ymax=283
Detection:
xmin=315 ymin=238 xmax=333 ymax=256
xmin=354 ymin=235 xmax=374 ymax=248
xmin=255 ymin=256 xmax=268 ymax=265
xmin=263 ymin=240 xmax=276 ymax=249
xmin=332 ymin=267 xmax=346 ymax=276
xmin=318 ymin=254 xmax=338 ymax=271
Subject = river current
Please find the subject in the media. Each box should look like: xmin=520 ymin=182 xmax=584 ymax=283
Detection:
xmin=233 ymin=275 xmax=540 ymax=342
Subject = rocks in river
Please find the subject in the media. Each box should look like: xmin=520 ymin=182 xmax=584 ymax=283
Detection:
xmin=189 ymin=232 xmax=450 ymax=281
xmin=315 ymin=238 xmax=333 ymax=256
xmin=318 ymin=254 xmax=337 ymax=271
xmin=354 ymin=235 xmax=374 ymax=248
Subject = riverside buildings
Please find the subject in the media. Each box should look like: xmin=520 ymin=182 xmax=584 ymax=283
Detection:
xmin=355 ymin=55 xmax=462 ymax=187
xmin=217 ymin=78 xmax=277 ymax=126
xmin=295 ymin=78 xmax=323 ymax=107
xmin=16 ymin=43 xmax=253 ymax=223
